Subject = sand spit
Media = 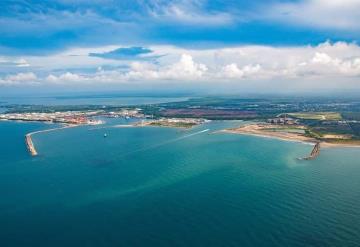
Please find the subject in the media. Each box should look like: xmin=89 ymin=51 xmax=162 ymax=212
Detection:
xmin=221 ymin=123 xmax=360 ymax=148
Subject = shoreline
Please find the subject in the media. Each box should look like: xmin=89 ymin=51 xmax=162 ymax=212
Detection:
xmin=220 ymin=129 xmax=317 ymax=146
xmin=221 ymin=125 xmax=360 ymax=149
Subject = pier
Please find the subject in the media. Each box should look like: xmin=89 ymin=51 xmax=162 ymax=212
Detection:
xmin=299 ymin=142 xmax=321 ymax=160
xmin=25 ymin=134 xmax=38 ymax=156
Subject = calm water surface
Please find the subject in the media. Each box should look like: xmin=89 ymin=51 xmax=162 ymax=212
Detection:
xmin=0 ymin=96 xmax=188 ymax=106
xmin=0 ymin=119 xmax=359 ymax=247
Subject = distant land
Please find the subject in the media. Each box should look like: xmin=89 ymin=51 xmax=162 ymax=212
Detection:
xmin=1 ymin=96 xmax=360 ymax=158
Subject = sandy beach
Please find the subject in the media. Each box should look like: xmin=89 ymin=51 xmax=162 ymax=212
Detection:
xmin=222 ymin=123 xmax=360 ymax=148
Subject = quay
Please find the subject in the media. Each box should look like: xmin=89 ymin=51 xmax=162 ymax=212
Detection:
xmin=25 ymin=134 xmax=38 ymax=156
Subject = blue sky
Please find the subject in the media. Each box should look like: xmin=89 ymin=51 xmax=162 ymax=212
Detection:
xmin=1 ymin=0 xmax=360 ymax=93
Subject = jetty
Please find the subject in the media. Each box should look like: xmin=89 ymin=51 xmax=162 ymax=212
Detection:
xmin=24 ymin=125 xmax=77 ymax=156
xmin=25 ymin=134 xmax=38 ymax=156
xmin=299 ymin=142 xmax=321 ymax=160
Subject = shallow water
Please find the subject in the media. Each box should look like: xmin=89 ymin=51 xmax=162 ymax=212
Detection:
xmin=0 ymin=119 xmax=359 ymax=246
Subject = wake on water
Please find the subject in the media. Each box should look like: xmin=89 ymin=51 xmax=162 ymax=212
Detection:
xmin=116 ymin=129 xmax=211 ymax=158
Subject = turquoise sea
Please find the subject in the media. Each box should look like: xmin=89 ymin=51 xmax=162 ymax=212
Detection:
xmin=1 ymin=118 xmax=360 ymax=246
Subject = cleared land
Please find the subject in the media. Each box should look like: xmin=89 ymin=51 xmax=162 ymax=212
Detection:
xmin=288 ymin=112 xmax=342 ymax=121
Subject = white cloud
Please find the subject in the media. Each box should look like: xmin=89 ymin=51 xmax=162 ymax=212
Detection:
xmin=46 ymin=72 xmax=87 ymax=83
xmin=6 ymin=72 xmax=37 ymax=81
xmin=266 ymin=0 xmax=360 ymax=30
xmin=73 ymin=54 xmax=208 ymax=83
xmin=220 ymin=63 xmax=262 ymax=79
xmin=160 ymin=54 xmax=208 ymax=79
xmin=0 ymin=72 xmax=37 ymax=85
xmin=15 ymin=58 xmax=30 ymax=67
xmin=2 ymin=41 xmax=360 ymax=87
xmin=310 ymin=52 xmax=360 ymax=76
xmin=0 ymin=57 xmax=30 ymax=67
xmin=311 ymin=52 xmax=335 ymax=64
xmin=147 ymin=0 xmax=233 ymax=26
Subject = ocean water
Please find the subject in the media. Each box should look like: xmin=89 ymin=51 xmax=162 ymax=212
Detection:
xmin=0 ymin=96 xmax=188 ymax=106
xmin=0 ymin=119 xmax=360 ymax=247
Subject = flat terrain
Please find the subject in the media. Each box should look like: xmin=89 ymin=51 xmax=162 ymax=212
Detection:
xmin=224 ymin=124 xmax=317 ymax=144
xmin=224 ymin=123 xmax=360 ymax=148
xmin=160 ymin=108 xmax=257 ymax=119
xmin=288 ymin=112 xmax=342 ymax=121
xmin=135 ymin=118 xmax=205 ymax=129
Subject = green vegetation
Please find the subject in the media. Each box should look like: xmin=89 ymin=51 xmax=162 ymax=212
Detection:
xmin=304 ymin=129 xmax=323 ymax=139
xmin=342 ymin=112 xmax=360 ymax=121
xmin=323 ymin=139 xmax=360 ymax=145
xmin=148 ymin=122 xmax=196 ymax=128
xmin=267 ymin=127 xmax=305 ymax=134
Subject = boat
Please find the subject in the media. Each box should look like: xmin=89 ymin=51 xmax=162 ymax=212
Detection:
xmin=104 ymin=133 xmax=108 ymax=138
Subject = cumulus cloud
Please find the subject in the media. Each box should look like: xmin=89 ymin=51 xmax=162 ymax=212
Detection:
xmin=2 ymin=41 xmax=360 ymax=87
xmin=46 ymin=72 xmax=87 ymax=83
xmin=55 ymin=54 xmax=208 ymax=83
xmin=41 ymin=42 xmax=360 ymax=84
xmin=121 ymin=54 xmax=208 ymax=81
xmin=310 ymin=52 xmax=360 ymax=76
xmin=6 ymin=72 xmax=37 ymax=82
xmin=220 ymin=64 xmax=262 ymax=79
xmin=0 ymin=72 xmax=37 ymax=85
xmin=161 ymin=54 xmax=208 ymax=79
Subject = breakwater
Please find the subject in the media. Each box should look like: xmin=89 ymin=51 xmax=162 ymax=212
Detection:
xmin=24 ymin=125 xmax=78 ymax=156
xmin=25 ymin=134 xmax=38 ymax=156
xmin=299 ymin=142 xmax=321 ymax=160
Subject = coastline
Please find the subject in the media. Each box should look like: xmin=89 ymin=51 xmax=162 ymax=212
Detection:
xmin=221 ymin=129 xmax=316 ymax=146
xmin=221 ymin=124 xmax=360 ymax=148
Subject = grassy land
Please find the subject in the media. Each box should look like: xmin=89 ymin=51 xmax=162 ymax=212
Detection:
xmin=322 ymin=138 xmax=360 ymax=145
xmin=288 ymin=112 xmax=342 ymax=121
xmin=265 ymin=125 xmax=305 ymax=131
xmin=304 ymin=129 xmax=322 ymax=139
xmin=148 ymin=122 xmax=196 ymax=128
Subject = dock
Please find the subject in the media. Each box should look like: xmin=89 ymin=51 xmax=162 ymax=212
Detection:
xmin=25 ymin=134 xmax=38 ymax=156
xmin=299 ymin=142 xmax=320 ymax=160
